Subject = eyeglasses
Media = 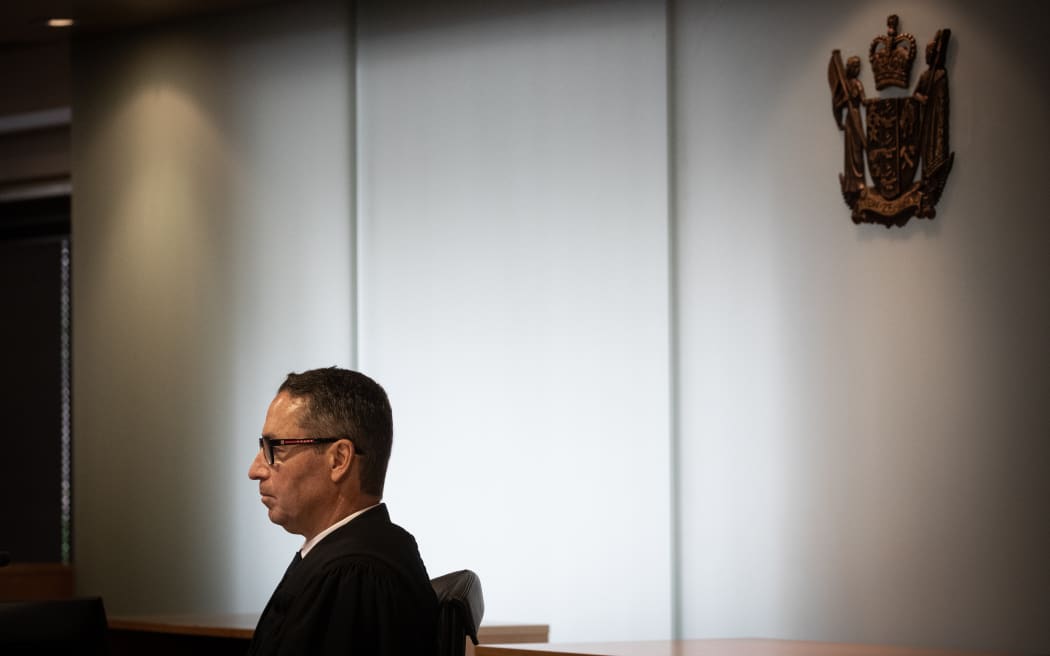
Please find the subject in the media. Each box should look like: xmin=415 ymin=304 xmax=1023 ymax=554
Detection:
xmin=258 ymin=436 xmax=365 ymax=466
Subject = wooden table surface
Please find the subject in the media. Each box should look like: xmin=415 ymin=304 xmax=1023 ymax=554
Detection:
xmin=475 ymin=639 xmax=1015 ymax=656
xmin=108 ymin=612 xmax=258 ymax=639
xmin=109 ymin=613 xmax=549 ymax=654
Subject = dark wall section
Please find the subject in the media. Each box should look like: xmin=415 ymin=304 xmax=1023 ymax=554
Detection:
xmin=0 ymin=201 xmax=67 ymax=563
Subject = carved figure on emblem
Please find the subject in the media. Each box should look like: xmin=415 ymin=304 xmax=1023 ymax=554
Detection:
xmin=828 ymin=15 xmax=954 ymax=227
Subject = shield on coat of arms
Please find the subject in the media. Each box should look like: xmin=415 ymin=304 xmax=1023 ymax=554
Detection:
xmin=864 ymin=97 xmax=921 ymax=201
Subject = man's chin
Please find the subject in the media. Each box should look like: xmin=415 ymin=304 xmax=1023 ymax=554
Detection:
xmin=267 ymin=511 xmax=302 ymax=536
xmin=267 ymin=509 xmax=288 ymax=528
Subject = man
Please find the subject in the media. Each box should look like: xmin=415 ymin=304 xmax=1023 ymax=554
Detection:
xmin=248 ymin=367 xmax=438 ymax=655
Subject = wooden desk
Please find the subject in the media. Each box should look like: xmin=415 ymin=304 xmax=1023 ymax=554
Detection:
xmin=0 ymin=563 xmax=74 ymax=601
xmin=109 ymin=613 xmax=548 ymax=656
xmin=475 ymin=639 xmax=1013 ymax=656
xmin=109 ymin=612 xmax=256 ymax=639
xmin=108 ymin=614 xmax=255 ymax=656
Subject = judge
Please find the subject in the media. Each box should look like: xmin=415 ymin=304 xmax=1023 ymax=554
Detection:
xmin=247 ymin=367 xmax=438 ymax=655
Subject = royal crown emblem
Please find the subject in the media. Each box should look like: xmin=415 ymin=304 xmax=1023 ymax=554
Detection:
xmin=828 ymin=15 xmax=955 ymax=227
xmin=869 ymin=15 xmax=917 ymax=90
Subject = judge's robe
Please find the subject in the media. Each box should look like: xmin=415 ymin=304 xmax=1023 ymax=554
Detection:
xmin=248 ymin=504 xmax=438 ymax=656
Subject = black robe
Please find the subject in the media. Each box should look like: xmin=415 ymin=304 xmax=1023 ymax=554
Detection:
xmin=248 ymin=504 xmax=438 ymax=656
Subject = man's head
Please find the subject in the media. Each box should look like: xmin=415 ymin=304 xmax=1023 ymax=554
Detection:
xmin=248 ymin=367 xmax=393 ymax=538
xmin=277 ymin=367 xmax=393 ymax=496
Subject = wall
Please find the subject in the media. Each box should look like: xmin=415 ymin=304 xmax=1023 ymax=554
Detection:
xmin=72 ymin=0 xmax=354 ymax=613
xmin=0 ymin=41 xmax=70 ymax=197
xmin=0 ymin=238 xmax=65 ymax=562
xmin=0 ymin=42 xmax=70 ymax=117
xmin=69 ymin=0 xmax=1050 ymax=650
xmin=674 ymin=1 xmax=1049 ymax=651
xmin=356 ymin=0 xmax=672 ymax=641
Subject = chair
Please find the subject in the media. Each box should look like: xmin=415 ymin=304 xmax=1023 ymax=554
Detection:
xmin=431 ymin=569 xmax=484 ymax=656
xmin=0 ymin=596 xmax=109 ymax=655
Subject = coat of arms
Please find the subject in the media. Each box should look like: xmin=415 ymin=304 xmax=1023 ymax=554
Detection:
xmin=828 ymin=15 xmax=954 ymax=227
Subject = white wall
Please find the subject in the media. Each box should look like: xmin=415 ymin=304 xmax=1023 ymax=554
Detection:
xmin=355 ymin=0 xmax=672 ymax=641
xmin=68 ymin=0 xmax=1050 ymax=651
xmin=675 ymin=1 xmax=1050 ymax=651
xmin=72 ymin=0 xmax=354 ymax=613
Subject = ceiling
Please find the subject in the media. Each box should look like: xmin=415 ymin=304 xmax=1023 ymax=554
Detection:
xmin=0 ymin=0 xmax=287 ymax=48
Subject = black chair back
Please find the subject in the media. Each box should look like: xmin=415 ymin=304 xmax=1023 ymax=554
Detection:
xmin=431 ymin=569 xmax=484 ymax=656
xmin=0 ymin=596 xmax=109 ymax=655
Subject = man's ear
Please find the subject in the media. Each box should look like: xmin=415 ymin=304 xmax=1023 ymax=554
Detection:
xmin=329 ymin=440 xmax=354 ymax=482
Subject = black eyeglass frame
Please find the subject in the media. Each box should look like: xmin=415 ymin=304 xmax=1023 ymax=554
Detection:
xmin=258 ymin=436 xmax=364 ymax=466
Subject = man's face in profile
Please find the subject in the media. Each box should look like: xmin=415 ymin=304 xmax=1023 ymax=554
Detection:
xmin=248 ymin=392 xmax=330 ymax=537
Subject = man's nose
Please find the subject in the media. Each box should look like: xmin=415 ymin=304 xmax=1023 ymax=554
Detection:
xmin=248 ymin=449 xmax=269 ymax=480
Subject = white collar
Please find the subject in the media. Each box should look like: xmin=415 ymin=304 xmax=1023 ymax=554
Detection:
xmin=299 ymin=503 xmax=381 ymax=559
